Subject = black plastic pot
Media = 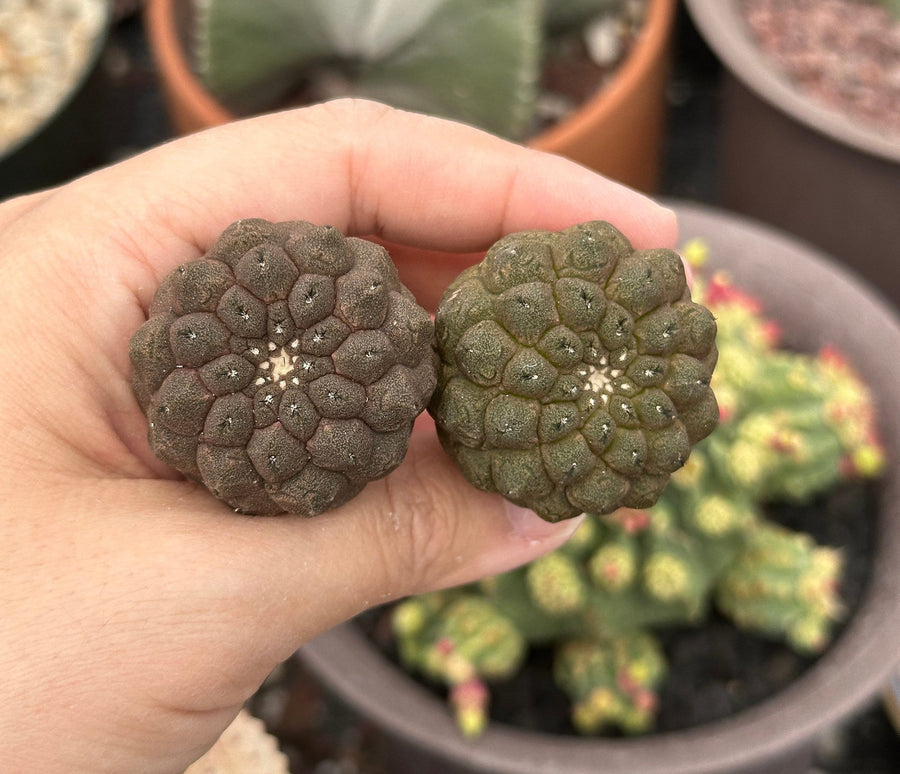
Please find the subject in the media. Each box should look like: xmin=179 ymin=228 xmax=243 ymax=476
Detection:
xmin=299 ymin=203 xmax=900 ymax=774
xmin=683 ymin=0 xmax=900 ymax=311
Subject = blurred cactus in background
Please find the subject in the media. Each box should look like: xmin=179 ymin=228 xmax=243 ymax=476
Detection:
xmin=393 ymin=240 xmax=885 ymax=736
xmin=194 ymin=0 xmax=631 ymax=139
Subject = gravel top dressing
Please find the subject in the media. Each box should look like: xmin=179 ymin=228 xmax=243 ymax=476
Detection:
xmin=0 ymin=0 xmax=106 ymax=157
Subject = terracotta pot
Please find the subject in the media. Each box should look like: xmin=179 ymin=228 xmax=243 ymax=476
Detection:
xmin=684 ymin=0 xmax=900 ymax=310
xmin=299 ymin=202 xmax=900 ymax=774
xmin=144 ymin=0 xmax=676 ymax=192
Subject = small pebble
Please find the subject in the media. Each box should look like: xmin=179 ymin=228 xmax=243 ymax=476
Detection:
xmin=585 ymin=15 xmax=624 ymax=67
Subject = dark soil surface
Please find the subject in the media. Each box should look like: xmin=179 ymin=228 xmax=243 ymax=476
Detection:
xmin=363 ymin=480 xmax=880 ymax=737
xmin=740 ymin=0 xmax=900 ymax=136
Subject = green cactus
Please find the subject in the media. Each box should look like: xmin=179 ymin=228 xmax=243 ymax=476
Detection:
xmin=696 ymin=268 xmax=884 ymax=501
xmin=430 ymin=222 xmax=719 ymax=522
xmin=196 ymin=0 xmax=543 ymax=138
xmin=716 ymin=522 xmax=844 ymax=653
xmin=392 ymin=593 xmax=525 ymax=736
xmin=392 ymin=239 xmax=884 ymax=737
xmin=195 ymin=0 xmax=632 ymax=139
xmin=555 ymin=633 xmax=666 ymax=734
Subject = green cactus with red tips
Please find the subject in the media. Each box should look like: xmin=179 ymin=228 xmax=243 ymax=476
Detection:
xmin=393 ymin=240 xmax=885 ymax=737
xmin=716 ymin=522 xmax=844 ymax=653
xmin=555 ymin=633 xmax=666 ymax=734
xmin=694 ymin=262 xmax=884 ymax=502
xmin=391 ymin=594 xmax=525 ymax=737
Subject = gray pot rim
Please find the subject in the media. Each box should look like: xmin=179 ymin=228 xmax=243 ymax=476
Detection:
xmin=683 ymin=0 xmax=900 ymax=164
xmin=301 ymin=202 xmax=900 ymax=774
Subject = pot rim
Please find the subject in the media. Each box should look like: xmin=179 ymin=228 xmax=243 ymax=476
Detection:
xmin=145 ymin=0 xmax=676 ymax=148
xmin=300 ymin=202 xmax=900 ymax=774
xmin=683 ymin=0 xmax=900 ymax=164
xmin=146 ymin=0 xmax=231 ymax=128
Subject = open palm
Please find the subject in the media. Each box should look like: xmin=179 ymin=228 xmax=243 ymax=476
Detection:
xmin=0 ymin=100 xmax=676 ymax=773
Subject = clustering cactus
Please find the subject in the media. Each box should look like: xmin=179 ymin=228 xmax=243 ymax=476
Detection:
xmin=194 ymin=0 xmax=633 ymax=139
xmin=393 ymin=240 xmax=885 ymax=736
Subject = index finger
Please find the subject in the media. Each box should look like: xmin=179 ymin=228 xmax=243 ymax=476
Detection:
xmin=37 ymin=99 xmax=677 ymax=276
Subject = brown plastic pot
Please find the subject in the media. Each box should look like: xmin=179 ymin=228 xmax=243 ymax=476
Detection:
xmin=144 ymin=0 xmax=676 ymax=192
xmin=684 ymin=0 xmax=900 ymax=310
xmin=299 ymin=202 xmax=900 ymax=774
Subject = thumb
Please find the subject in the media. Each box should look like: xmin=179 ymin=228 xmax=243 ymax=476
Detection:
xmin=216 ymin=421 xmax=583 ymax=655
xmin=331 ymin=423 xmax=585 ymax=597
xmin=0 ymin=441 xmax=580 ymax=770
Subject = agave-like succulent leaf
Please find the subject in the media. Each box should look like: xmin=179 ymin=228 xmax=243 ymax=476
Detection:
xmin=315 ymin=0 xmax=449 ymax=59
xmin=196 ymin=0 xmax=542 ymax=139
xmin=195 ymin=0 xmax=332 ymax=111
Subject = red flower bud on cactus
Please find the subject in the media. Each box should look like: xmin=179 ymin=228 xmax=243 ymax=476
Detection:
xmin=435 ymin=637 xmax=455 ymax=657
xmin=632 ymin=687 xmax=659 ymax=714
xmin=450 ymin=679 xmax=490 ymax=738
xmin=704 ymin=272 xmax=762 ymax=312
xmin=603 ymin=563 xmax=622 ymax=583
xmin=818 ymin=345 xmax=849 ymax=370
xmin=760 ymin=320 xmax=782 ymax=346
xmin=769 ymin=431 xmax=801 ymax=455
xmin=718 ymin=402 xmax=735 ymax=423
xmin=616 ymin=668 xmax=639 ymax=694
xmin=608 ymin=508 xmax=651 ymax=533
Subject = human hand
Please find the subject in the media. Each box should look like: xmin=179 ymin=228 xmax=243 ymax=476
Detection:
xmin=0 ymin=100 xmax=677 ymax=773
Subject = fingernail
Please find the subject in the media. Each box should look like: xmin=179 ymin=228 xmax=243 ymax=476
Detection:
xmin=682 ymin=256 xmax=695 ymax=288
xmin=436 ymin=506 xmax=585 ymax=590
xmin=505 ymin=503 xmax=585 ymax=543
xmin=658 ymin=204 xmax=677 ymax=221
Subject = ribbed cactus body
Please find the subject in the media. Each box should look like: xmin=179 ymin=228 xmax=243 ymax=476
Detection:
xmin=130 ymin=219 xmax=436 ymax=516
xmin=431 ymin=222 xmax=719 ymax=522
